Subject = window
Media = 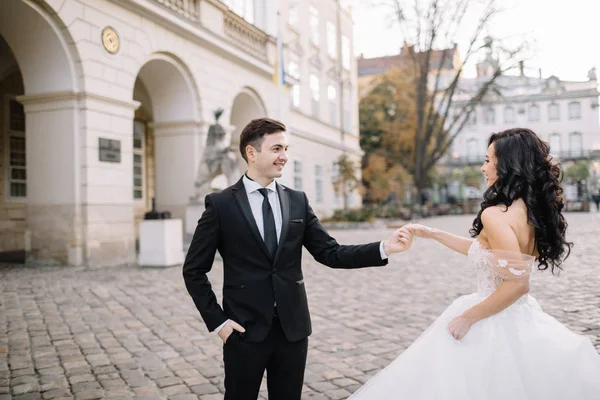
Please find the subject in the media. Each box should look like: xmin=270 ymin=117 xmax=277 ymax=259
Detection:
xmin=328 ymin=84 xmax=338 ymax=126
xmin=294 ymin=160 xmax=302 ymax=190
xmin=327 ymin=21 xmax=337 ymax=59
xmin=288 ymin=4 xmax=299 ymax=27
xmin=548 ymin=103 xmax=560 ymax=121
xmin=342 ymin=35 xmax=350 ymax=70
xmin=133 ymin=120 xmax=145 ymax=200
xmin=310 ymin=74 xmax=320 ymax=118
xmin=484 ymin=107 xmax=495 ymax=124
xmin=343 ymin=86 xmax=351 ymax=130
xmin=467 ymin=138 xmax=478 ymax=162
xmin=528 ymin=104 xmax=539 ymax=122
xmin=569 ymin=132 xmax=582 ymax=157
xmin=222 ymin=0 xmax=255 ymax=24
xmin=549 ymin=133 xmax=561 ymax=156
xmin=287 ymin=58 xmax=300 ymax=81
xmin=568 ymin=101 xmax=581 ymax=119
xmin=309 ymin=6 xmax=319 ymax=47
xmin=6 ymin=99 xmax=26 ymax=199
xmin=331 ymin=161 xmax=341 ymax=207
xmin=291 ymin=84 xmax=300 ymax=109
xmin=504 ymin=107 xmax=515 ymax=123
xmin=468 ymin=109 xmax=477 ymax=125
xmin=315 ymin=164 xmax=323 ymax=203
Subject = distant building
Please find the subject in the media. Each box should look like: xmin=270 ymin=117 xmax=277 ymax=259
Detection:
xmin=357 ymin=43 xmax=461 ymax=97
xmin=447 ymin=58 xmax=600 ymax=167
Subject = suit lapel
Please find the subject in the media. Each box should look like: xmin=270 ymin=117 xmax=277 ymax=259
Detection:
xmin=273 ymin=182 xmax=290 ymax=265
xmin=232 ymin=178 xmax=272 ymax=261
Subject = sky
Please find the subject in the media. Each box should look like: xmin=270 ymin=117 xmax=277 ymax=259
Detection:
xmin=353 ymin=0 xmax=600 ymax=81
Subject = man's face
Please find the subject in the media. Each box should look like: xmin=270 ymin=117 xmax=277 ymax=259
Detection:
xmin=247 ymin=131 xmax=289 ymax=180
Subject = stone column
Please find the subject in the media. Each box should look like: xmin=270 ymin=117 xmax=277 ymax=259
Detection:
xmin=151 ymin=120 xmax=204 ymax=227
xmin=78 ymin=94 xmax=140 ymax=267
xmin=17 ymin=92 xmax=83 ymax=266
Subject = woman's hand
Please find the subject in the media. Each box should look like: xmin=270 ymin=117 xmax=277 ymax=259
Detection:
xmin=403 ymin=223 xmax=436 ymax=239
xmin=447 ymin=314 xmax=475 ymax=341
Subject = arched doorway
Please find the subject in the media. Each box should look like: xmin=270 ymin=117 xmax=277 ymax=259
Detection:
xmin=228 ymin=87 xmax=267 ymax=178
xmin=0 ymin=0 xmax=83 ymax=265
xmin=131 ymin=53 xmax=201 ymax=239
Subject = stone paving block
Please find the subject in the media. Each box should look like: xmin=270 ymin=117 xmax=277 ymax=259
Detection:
xmin=197 ymin=395 xmax=222 ymax=400
xmin=155 ymin=376 xmax=182 ymax=388
xmin=12 ymin=383 xmax=39 ymax=395
xmin=190 ymin=383 xmax=219 ymax=396
xmin=170 ymin=395 xmax=198 ymax=400
xmin=323 ymin=388 xmax=352 ymax=400
xmin=74 ymin=390 xmax=104 ymax=400
xmin=41 ymin=389 xmax=71 ymax=399
xmin=161 ymin=384 xmax=190 ymax=396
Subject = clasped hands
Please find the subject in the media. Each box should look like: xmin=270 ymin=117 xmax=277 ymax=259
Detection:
xmin=383 ymin=222 xmax=434 ymax=255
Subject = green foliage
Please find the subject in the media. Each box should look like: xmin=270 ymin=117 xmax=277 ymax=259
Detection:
xmin=564 ymin=161 xmax=590 ymax=182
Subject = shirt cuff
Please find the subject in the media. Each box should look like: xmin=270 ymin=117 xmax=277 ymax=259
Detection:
xmin=379 ymin=241 xmax=388 ymax=260
xmin=213 ymin=319 xmax=230 ymax=333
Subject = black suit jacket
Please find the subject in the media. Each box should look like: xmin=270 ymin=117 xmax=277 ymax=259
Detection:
xmin=183 ymin=177 xmax=387 ymax=343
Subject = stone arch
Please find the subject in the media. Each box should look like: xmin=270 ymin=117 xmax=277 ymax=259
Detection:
xmin=229 ymin=86 xmax=268 ymax=172
xmin=135 ymin=52 xmax=201 ymax=123
xmin=131 ymin=52 xmax=202 ymax=230
xmin=0 ymin=0 xmax=83 ymax=94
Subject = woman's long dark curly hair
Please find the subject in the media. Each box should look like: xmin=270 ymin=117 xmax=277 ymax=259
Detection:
xmin=470 ymin=128 xmax=572 ymax=273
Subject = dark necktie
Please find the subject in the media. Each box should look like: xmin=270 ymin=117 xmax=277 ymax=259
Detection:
xmin=258 ymin=188 xmax=278 ymax=258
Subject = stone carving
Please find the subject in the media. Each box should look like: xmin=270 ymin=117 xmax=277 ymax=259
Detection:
xmin=190 ymin=109 xmax=240 ymax=202
xmin=588 ymin=67 xmax=597 ymax=81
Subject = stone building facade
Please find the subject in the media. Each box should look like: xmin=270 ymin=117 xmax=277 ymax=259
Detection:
xmin=0 ymin=0 xmax=362 ymax=266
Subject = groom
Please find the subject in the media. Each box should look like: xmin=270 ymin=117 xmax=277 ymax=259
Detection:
xmin=183 ymin=117 xmax=412 ymax=400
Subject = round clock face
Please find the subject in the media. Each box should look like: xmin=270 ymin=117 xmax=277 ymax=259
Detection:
xmin=101 ymin=27 xmax=120 ymax=54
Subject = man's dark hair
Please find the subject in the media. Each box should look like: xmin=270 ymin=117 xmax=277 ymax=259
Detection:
xmin=239 ymin=117 xmax=286 ymax=162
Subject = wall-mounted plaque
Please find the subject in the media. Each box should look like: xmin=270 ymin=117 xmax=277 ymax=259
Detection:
xmin=99 ymin=138 xmax=121 ymax=163
xmin=101 ymin=26 xmax=120 ymax=54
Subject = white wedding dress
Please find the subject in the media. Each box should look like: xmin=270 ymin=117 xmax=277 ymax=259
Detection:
xmin=349 ymin=239 xmax=600 ymax=399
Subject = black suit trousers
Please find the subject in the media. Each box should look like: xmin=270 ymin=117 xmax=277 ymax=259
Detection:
xmin=223 ymin=316 xmax=308 ymax=400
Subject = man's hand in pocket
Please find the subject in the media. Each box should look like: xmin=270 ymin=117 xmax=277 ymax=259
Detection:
xmin=218 ymin=320 xmax=246 ymax=343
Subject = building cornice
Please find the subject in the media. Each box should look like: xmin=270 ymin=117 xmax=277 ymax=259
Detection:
xmin=454 ymin=89 xmax=599 ymax=106
xmin=17 ymin=92 xmax=141 ymax=109
xmin=106 ymin=0 xmax=273 ymax=77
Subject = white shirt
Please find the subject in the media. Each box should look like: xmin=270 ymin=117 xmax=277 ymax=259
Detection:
xmin=214 ymin=175 xmax=388 ymax=334
xmin=242 ymin=174 xmax=283 ymax=242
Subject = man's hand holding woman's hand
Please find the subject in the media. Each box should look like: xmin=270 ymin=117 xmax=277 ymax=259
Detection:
xmin=384 ymin=227 xmax=414 ymax=255
xmin=403 ymin=223 xmax=436 ymax=239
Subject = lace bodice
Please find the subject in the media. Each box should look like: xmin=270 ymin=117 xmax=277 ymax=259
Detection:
xmin=468 ymin=239 xmax=534 ymax=298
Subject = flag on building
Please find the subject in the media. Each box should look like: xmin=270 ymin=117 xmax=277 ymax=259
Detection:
xmin=273 ymin=11 xmax=285 ymax=87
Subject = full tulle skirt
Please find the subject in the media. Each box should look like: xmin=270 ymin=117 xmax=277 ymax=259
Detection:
xmin=349 ymin=293 xmax=600 ymax=399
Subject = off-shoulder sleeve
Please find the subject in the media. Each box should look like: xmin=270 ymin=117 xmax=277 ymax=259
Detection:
xmin=484 ymin=249 xmax=536 ymax=280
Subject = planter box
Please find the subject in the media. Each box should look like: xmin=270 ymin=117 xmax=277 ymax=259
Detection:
xmin=138 ymin=219 xmax=184 ymax=267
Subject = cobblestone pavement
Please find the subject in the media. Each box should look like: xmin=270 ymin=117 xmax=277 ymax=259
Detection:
xmin=1 ymin=213 xmax=599 ymax=400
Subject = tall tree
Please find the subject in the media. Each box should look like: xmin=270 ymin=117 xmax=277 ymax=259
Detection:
xmin=377 ymin=0 xmax=528 ymax=194
xmin=359 ymin=67 xmax=418 ymax=202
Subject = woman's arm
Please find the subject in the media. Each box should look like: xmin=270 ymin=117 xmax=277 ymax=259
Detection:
xmin=448 ymin=207 xmax=530 ymax=340
xmin=404 ymin=223 xmax=474 ymax=255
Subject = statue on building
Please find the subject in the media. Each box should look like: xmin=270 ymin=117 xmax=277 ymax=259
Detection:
xmin=588 ymin=67 xmax=597 ymax=81
xmin=190 ymin=108 xmax=240 ymax=202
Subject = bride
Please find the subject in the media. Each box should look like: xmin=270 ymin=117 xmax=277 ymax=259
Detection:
xmin=350 ymin=128 xmax=600 ymax=399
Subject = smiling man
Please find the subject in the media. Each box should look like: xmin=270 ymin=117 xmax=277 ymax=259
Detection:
xmin=182 ymin=117 xmax=413 ymax=400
